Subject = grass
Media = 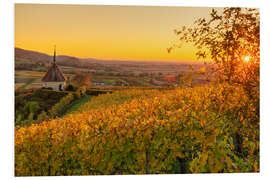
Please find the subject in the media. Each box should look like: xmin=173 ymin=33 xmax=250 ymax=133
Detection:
xmin=62 ymin=95 xmax=92 ymax=116
xmin=19 ymin=79 xmax=37 ymax=89
xmin=104 ymin=79 xmax=116 ymax=84
xmin=15 ymin=70 xmax=44 ymax=88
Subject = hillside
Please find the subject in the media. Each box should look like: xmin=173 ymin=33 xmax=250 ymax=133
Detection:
xmin=15 ymin=47 xmax=93 ymax=67
xmin=15 ymin=84 xmax=259 ymax=175
xmin=15 ymin=47 xmax=207 ymax=72
xmin=15 ymin=47 xmax=212 ymax=88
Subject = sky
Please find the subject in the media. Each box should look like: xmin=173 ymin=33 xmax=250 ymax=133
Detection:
xmin=15 ymin=4 xmax=222 ymax=61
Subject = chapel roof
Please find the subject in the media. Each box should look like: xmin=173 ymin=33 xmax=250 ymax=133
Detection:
xmin=41 ymin=46 xmax=66 ymax=82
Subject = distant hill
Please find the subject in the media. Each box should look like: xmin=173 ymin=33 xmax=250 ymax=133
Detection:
xmin=15 ymin=47 xmax=205 ymax=65
xmin=15 ymin=47 xmax=206 ymax=74
xmin=15 ymin=47 xmax=90 ymax=67
xmin=15 ymin=47 xmax=51 ymax=63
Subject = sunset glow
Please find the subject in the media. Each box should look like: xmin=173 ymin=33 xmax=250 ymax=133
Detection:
xmin=14 ymin=5 xmax=260 ymax=176
xmin=244 ymin=56 xmax=250 ymax=62
xmin=15 ymin=4 xmax=221 ymax=61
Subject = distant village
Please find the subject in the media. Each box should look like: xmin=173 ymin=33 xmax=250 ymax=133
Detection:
xmin=40 ymin=48 xmax=184 ymax=91
xmin=15 ymin=47 xmax=211 ymax=92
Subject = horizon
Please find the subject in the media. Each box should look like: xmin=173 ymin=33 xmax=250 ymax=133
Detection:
xmin=15 ymin=4 xmax=222 ymax=62
xmin=15 ymin=46 xmax=207 ymax=64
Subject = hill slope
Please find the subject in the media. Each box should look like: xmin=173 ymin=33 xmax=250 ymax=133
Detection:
xmin=15 ymin=84 xmax=259 ymax=175
xmin=15 ymin=47 xmax=91 ymax=67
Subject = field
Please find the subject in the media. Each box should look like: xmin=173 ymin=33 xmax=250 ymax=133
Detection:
xmin=15 ymin=54 xmax=212 ymax=90
xmin=14 ymin=55 xmax=259 ymax=176
xmin=15 ymin=70 xmax=74 ymax=90
xmin=15 ymin=83 xmax=259 ymax=175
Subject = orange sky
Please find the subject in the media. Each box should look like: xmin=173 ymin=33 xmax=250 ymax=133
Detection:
xmin=15 ymin=4 xmax=222 ymax=61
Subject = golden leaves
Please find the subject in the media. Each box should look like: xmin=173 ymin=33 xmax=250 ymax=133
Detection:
xmin=15 ymin=83 xmax=259 ymax=175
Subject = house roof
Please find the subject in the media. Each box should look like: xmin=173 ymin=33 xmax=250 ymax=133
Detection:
xmin=42 ymin=62 xmax=66 ymax=82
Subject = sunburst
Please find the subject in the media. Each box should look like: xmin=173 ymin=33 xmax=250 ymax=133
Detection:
xmin=244 ymin=56 xmax=250 ymax=62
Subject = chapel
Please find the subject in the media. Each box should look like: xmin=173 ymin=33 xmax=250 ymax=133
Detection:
xmin=41 ymin=46 xmax=66 ymax=91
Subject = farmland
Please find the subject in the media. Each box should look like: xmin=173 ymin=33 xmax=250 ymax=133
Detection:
xmin=15 ymin=61 xmax=211 ymax=90
xmin=14 ymin=50 xmax=214 ymax=128
xmin=15 ymin=83 xmax=259 ymax=175
xmin=15 ymin=47 xmax=214 ymax=90
xmin=14 ymin=45 xmax=259 ymax=175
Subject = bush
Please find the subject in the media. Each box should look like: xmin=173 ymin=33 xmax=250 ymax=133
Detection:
xmin=37 ymin=111 xmax=49 ymax=123
xmin=75 ymin=89 xmax=81 ymax=99
xmin=41 ymin=87 xmax=53 ymax=90
xmin=75 ymin=86 xmax=86 ymax=99
xmin=80 ymin=86 xmax=86 ymax=95
xmin=15 ymin=113 xmax=23 ymax=126
xmin=66 ymin=84 xmax=75 ymax=91
xmin=23 ymin=101 xmax=39 ymax=119
xmin=26 ymin=112 xmax=34 ymax=125
xmin=49 ymin=93 xmax=74 ymax=118
xmin=15 ymin=89 xmax=69 ymax=127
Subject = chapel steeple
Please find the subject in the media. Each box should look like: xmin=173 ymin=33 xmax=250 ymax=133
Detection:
xmin=53 ymin=45 xmax=56 ymax=63
xmin=41 ymin=46 xmax=66 ymax=90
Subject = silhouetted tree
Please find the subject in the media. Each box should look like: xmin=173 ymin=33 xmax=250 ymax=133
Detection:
xmin=169 ymin=8 xmax=259 ymax=91
xmin=170 ymin=7 xmax=260 ymax=162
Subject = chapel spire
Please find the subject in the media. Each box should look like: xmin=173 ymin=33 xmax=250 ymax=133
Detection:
xmin=53 ymin=45 xmax=56 ymax=63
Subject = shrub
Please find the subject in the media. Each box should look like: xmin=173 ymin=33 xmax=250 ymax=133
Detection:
xmin=75 ymin=88 xmax=81 ymax=99
xmin=41 ymin=87 xmax=53 ymax=90
xmin=37 ymin=111 xmax=49 ymax=123
xmin=80 ymin=86 xmax=86 ymax=95
xmin=75 ymin=87 xmax=86 ymax=99
xmin=66 ymin=84 xmax=75 ymax=91
xmin=23 ymin=101 xmax=39 ymax=119
xmin=49 ymin=93 xmax=74 ymax=118
xmin=26 ymin=112 xmax=34 ymax=125
xmin=15 ymin=113 xmax=23 ymax=126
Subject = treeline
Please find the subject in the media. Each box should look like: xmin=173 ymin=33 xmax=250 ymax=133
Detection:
xmin=15 ymin=87 xmax=88 ymax=127
xmin=15 ymin=90 xmax=68 ymax=127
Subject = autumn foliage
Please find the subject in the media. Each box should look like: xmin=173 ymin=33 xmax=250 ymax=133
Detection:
xmin=72 ymin=72 xmax=91 ymax=87
xmin=15 ymin=7 xmax=259 ymax=176
xmin=170 ymin=8 xmax=259 ymax=86
xmin=15 ymin=84 xmax=259 ymax=175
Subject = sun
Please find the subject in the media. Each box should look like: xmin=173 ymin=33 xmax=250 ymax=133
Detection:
xmin=244 ymin=56 xmax=250 ymax=62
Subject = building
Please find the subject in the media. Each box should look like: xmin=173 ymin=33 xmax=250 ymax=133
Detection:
xmin=93 ymin=81 xmax=105 ymax=86
xmin=41 ymin=47 xmax=66 ymax=90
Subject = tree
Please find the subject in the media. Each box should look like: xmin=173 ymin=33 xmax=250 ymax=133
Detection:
xmin=37 ymin=111 xmax=49 ymax=123
xmin=169 ymin=7 xmax=260 ymax=170
xmin=23 ymin=101 xmax=40 ymax=119
xmin=163 ymin=75 xmax=176 ymax=86
xmin=169 ymin=8 xmax=259 ymax=92
xmin=72 ymin=72 xmax=91 ymax=87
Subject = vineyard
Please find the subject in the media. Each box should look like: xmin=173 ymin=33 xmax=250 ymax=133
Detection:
xmin=15 ymin=83 xmax=259 ymax=176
